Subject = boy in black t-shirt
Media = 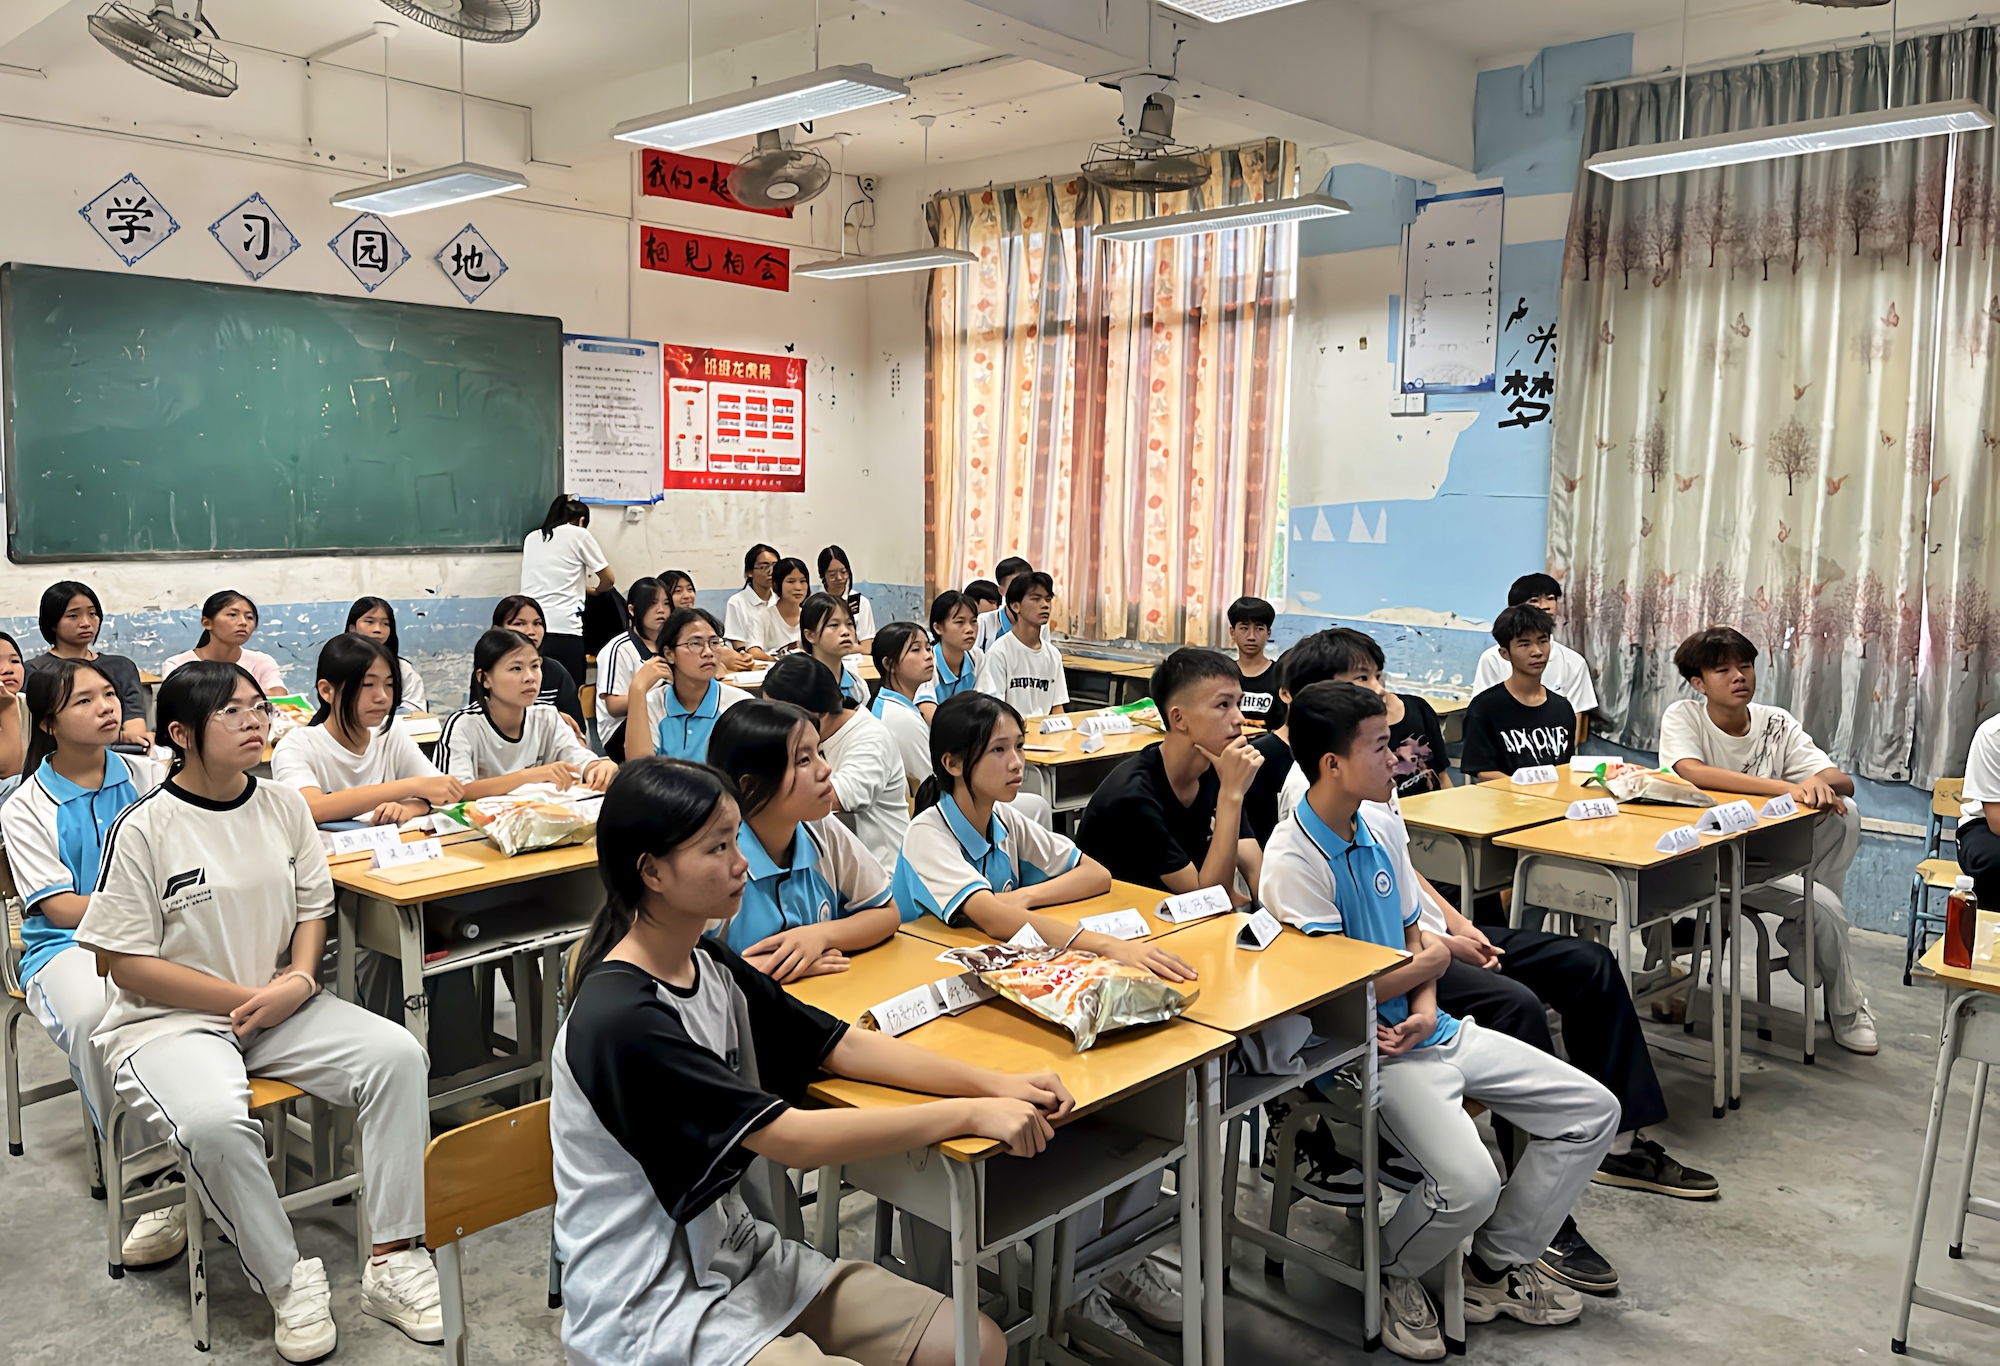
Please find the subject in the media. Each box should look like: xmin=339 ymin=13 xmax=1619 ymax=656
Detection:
xmin=1226 ymin=596 xmax=1283 ymax=727
xmin=1320 ymin=628 xmax=1451 ymax=798
xmin=1461 ymin=605 xmax=1576 ymax=780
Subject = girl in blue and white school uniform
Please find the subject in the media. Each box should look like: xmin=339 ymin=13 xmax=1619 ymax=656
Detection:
xmin=703 ymin=700 xmax=900 ymax=982
xmin=870 ymin=621 xmax=937 ymax=786
xmin=594 ymin=576 xmax=671 ymax=759
xmin=925 ymin=590 xmax=984 ymax=721
xmin=800 ymin=593 xmax=873 ymax=711
xmin=622 ymin=608 xmax=753 ymax=763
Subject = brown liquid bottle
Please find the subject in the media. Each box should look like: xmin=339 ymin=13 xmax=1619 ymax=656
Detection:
xmin=1945 ymin=875 xmax=1978 ymax=970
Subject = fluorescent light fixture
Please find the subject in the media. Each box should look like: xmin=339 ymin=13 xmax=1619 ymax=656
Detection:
xmin=793 ymin=247 xmax=977 ymax=281
xmin=331 ymin=161 xmax=528 ymax=217
xmin=613 ymin=63 xmax=909 ymax=152
xmin=1160 ymin=0 xmax=1313 ymax=19
xmin=1092 ymin=192 xmax=1350 ymax=244
xmin=1587 ymin=97 xmax=1995 ymax=181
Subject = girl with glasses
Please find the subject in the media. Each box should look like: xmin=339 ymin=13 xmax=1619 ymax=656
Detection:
xmin=815 ymin=545 xmax=876 ymax=650
xmin=621 ymin=608 xmax=752 ymax=763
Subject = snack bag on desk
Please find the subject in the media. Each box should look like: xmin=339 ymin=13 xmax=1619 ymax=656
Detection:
xmin=936 ymin=942 xmax=1195 ymax=1051
xmin=437 ymin=785 xmax=601 ymax=856
xmin=1580 ymin=760 xmax=1715 ymax=808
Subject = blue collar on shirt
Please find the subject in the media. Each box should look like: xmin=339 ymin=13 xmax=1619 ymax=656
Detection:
xmin=933 ymin=644 xmax=974 ymax=695
xmin=665 ymin=678 xmax=720 ymax=719
xmin=873 ymin=688 xmax=921 ymax=720
xmin=940 ymin=792 xmax=1008 ymax=862
xmin=740 ymin=819 xmax=817 ymax=883
xmin=1291 ymin=792 xmax=1374 ymax=862
xmin=37 ymin=750 xmax=131 ymax=805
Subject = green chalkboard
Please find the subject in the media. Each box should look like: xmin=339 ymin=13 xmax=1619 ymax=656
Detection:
xmin=1 ymin=262 xmax=561 ymax=561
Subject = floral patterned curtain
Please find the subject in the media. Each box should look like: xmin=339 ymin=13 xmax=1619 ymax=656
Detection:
xmin=926 ymin=140 xmax=1296 ymax=645
xmin=1551 ymin=28 xmax=2000 ymax=784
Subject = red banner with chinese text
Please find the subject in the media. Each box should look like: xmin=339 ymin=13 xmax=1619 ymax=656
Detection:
xmin=641 ymin=149 xmax=793 ymax=218
xmin=663 ymin=346 xmax=806 ymax=492
xmin=640 ymin=227 xmax=790 ymax=292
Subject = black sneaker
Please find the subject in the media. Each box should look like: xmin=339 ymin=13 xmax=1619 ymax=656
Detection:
xmin=1259 ymin=1096 xmax=1297 ymax=1177
xmin=1291 ymin=1121 xmax=1368 ymax=1206
xmin=1593 ymin=1137 xmax=1721 ymax=1200
xmin=1534 ymin=1216 xmax=1619 ymax=1296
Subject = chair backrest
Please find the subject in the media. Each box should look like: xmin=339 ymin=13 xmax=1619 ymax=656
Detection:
xmin=578 ymin=684 xmax=596 ymax=718
xmin=1936 ymin=778 xmax=1966 ymax=821
xmin=424 ymin=1099 xmax=554 ymax=1250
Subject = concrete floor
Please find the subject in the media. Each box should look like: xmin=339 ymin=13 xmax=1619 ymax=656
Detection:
xmin=4 ymin=926 xmax=1999 ymax=1365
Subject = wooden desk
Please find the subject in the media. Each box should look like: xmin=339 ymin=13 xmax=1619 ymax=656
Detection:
xmin=1895 ymin=912 xmax=2000 ymax=1353
xmin=1396 ymin=685 xmax=1469 ymax=746
xmin=1019 ymin=712 xmax=1162 ymax=817
xmin=1482 ymin=767 xmax=1705 ymax=809
xmin=1399 ymin=784 xmax=1570 ymax=917
xmin=724 ymin=657 xmax=879 ymax=696
xmin=897 ymin=880 xmax=1181 ymax=950
xmin=1063 ymin=656 xmax=1158 ymax=708
xmin=1151 ymin=912 xmax=1402 ymax=1036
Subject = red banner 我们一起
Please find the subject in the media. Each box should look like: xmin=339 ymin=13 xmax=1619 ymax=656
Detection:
xmin=641 ymin=149 xmax=794 ymax=218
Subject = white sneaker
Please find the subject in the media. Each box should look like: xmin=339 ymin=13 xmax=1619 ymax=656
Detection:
xmin=1382 ymin=1274 xmax=1445 ymax=1360
xmin=1463 ymin=1259 xmax=1582 ymax=1326
xmin=361 ymin=1247 xmax=445 ymax=1344
xmin=1102 ymin=1257 xmax=1182 ymax=1330
xmin=1830 ymin=1000 xmax=1879 ymax=1055
xmin=121 ymin=1204 xmax=187 ymax=1267
xmin=1075 ymin=1286 xmax=1143 ymax=1346
xmin=270 ymin=1257 xmax=338 ymax=1363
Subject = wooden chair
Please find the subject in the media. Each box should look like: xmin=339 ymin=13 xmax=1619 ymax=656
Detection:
xmin=1 ymin=849 xmax=105 ymax=1195
xmin=425 ymin=1099 xmax=556 ymax=1366
xmin=1906 ymin=779 xmax=1967 ymax=985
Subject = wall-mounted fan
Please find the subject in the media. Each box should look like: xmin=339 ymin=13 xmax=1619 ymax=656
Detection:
xmin=1082 ymin=85 xmax=1210 ymax=194
xmin=88 ymin=2 xmax=237 ymax=97
xmin=377 ymin=0 xmax=540 ymax=43
xmin=730 ymin=129 xmax=833 ymax=209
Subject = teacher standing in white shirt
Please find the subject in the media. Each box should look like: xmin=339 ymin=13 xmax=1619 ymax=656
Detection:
xmin=520 ymin=495 xmax=613 ymax=690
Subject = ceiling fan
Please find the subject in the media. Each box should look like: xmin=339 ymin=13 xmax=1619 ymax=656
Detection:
xmin=88 ymin=1 xmax=236 ymax=98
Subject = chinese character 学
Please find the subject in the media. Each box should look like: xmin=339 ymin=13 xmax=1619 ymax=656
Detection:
xmin=450 ymin=240 xmax=491 ymax=282
xmin=104 ymin=195 xmax=154 ymax=246
xmin=353 ymin=229 xmax=390 ymax=272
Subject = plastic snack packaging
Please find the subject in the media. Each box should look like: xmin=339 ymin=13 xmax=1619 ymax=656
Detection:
xmin=936 ymin=943 xmax=1196 ymax=1051
xmin=437 ymin=787 xmax=600 ymax=856
xmin=1582 ymin=761 xmax=1716 ymax=808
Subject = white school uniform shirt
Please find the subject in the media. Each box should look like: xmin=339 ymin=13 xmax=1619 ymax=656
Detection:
xmin=595 ymin=630 xmax=655 ymax=735
xmin=1963 ymin=713 xmax=2000 ymax=817
xmin=976 ymin=631 xmax=1069 ymax=718
xmin=395 ymin=657 xmax=428 ymax=716
xmin=161 ymin=648 xmax=289 ymax=698
xmin=1654 ymin=698 xmax=1834 ymax=786
xmin=723 ymin=586 xmax=773 ymax=646
xmin=819 ymin=706 xmax=909 ymax=871
xmin=751 ymin=600 xmax=804 ymax=657
xmin=891 ymin=795 xmax=1081 ymax=924
xmin=1273 ymin=768 xmax=1444 ymax=932
xmin=520 ymin=523 xmax=609 ymax=637
xmin=438 ymin=702 xmax=600 ymax=785
xmin=270 ymin=720 xmax=442 ymax=796
xmin=75 ymin=777 xmax=334 ymax=1073
xmin=1472 ymin=640 xmax=1598 ymax=713
xmin=872 ymin=688 xmax=932 ymax=784
xmin=975 ymin=606 xmax=1014 ymax=652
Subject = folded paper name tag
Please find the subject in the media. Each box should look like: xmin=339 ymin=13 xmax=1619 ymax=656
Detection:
xmin=1565 ymin=798 xmax=1620 ymax=821
xmin=1695 ymin=800 xmax=1759 ymax=835
xmin=1654 ymin=824 xmax=1702 ymax=855
xmin=1077 ymin=713 xmax=1135 ymax=736
xmin=1079 ymin=733 xmax=1107 ymax=754
xmin=1236 ymin=908 xmax=1283 ymax=951
xmin=866 ymin=973 xmax=997 ymax=1035
xmin=1038 ymin=715 xmax=1074 ymax=733
xmin=372 ymin=837 xmax=443 ymax=869
xmin=1157 ymin=885 xmax=1233 ymax=923
xmin=1570 ymin=756 xmax=1605 ymax=772
xmin=330 ymin=825 xmax=401 ymax=856
xmin=1511 ymin=766 xmax=1560 ymax=785
xmin=1007 ymin=923 xmax=1049 ymax=949
xmin=1759 ymin=792 xmax=1799 ymax=818
xmin=935 ymin=973 xmax=997 ymax=1013
xmin=1079 ymin=908 xmax=1151 ymax=940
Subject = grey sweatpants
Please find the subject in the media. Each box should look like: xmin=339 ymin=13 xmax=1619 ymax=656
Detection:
xmin=25 ymin=944 xmax=113 ymax=1129
xmin=1376 ymin=1019 xmax=1618 ymax=1278
xmin=112 ymin=992 xmax=429 ymax=1295
xmin=1743 ymin=804 xmax=1866 ymax=1017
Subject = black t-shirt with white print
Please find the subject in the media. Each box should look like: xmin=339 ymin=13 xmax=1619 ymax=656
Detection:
xmin=1459 ymin=681 xmax=1576 ymax=776
xmin=1388 ymin=692 xmax=1451 ymax=796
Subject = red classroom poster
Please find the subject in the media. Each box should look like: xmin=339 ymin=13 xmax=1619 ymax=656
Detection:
xmin=663 ymin=346 xmax=807 ymax=492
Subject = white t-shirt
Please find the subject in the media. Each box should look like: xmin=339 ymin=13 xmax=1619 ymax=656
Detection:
xmin=162 ymin=648 xmax=289 ymax=698
xmin=1472 ymin=640 xmax=1598 ymax=713
xmin=439 ymin=702 xmax=600 ymax=785
xmin=751 ymin=600 xmax=804 ymax=657
xmin=872 ymin=689 xmax=932 ymax=784
xmin=520 ymin=524 xmax=609 ymax=637
xmin=845 ymin=596 xmax=878 ymax=643
xmin=820 ymin=707 xmax=909 ymax=871
xmin=76 ymin=777 xmax=334 ymax=1072
xmin=976 ymin=631 xmax=1069 ymax=718
xmin=270 ymin=721 xmax=442 ymax=796
xmin=395 ymin=657 xmax=428 ymax=716
xmin=724 ymin=585 xmax=773 ymax=645
xmin=1963 ymin=713 xmax=2000 ymax=817
xmin=595 ymin=631 xmax=655 ymax=734
xmin=1655 ymin=698 xmax=1835 ymax=786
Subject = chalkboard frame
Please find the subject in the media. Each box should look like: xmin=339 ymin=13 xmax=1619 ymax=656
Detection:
xmin=1 ymin=262 xmax=565 ymax=563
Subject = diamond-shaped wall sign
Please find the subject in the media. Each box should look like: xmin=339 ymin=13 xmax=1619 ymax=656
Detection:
xmin=210 ymin=193 xmax=299 ymax=281
xmin=81 ymin=173 xmax=178 ymax=266
xmin=329 ymin=213 xmax=409 ymax=292
xmin=435 ymin=223 xmax=507 ymax=303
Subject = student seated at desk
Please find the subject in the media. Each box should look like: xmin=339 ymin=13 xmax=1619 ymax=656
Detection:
xmin=749 ymin=557 xmax=814 ymax=660
xmin=1262 ymin=681 xmax=1618 ymax=1358
xmin=491 ymin=594 xmax=588 ymax=737
xmin=438 ymin=629 xmax=616 ymax=798
xmin=1472 ymin=574 xmax=1597 ymax=743
xmin=271 ymin=634 xmax=463 ymax=826
xmin=1460 ymin=606 xmax=1576 ymax=782
xmin=975 ymin=559 xmax=1030 ymax=651
xmin=29 ymin=580 xmax=152 ymax=747
xmin=763 ymin=654 xmax=908 ymax=871
xmin=1227 ymin=596 xmax=1283 ymax=726
xmin=624 ymin=608 xmax=753 ymax=764
xmin=705 ymin=700 xmax=900 ymax=979
xmin=1 ymin=659 xmax=175 ymax=1265
xmin=344 ymin=596 xmax=427 ymax=717
xmin=724 ymin=542 xmax=781 ymax=653
xmin=926 ymin=590 xmax=984 ymax=718
xmin=1076 ymin=648 xmax=1262 ymax=899
xmin=818 ymin=544 xmax=877 ymax=649
xmin=553 ymin=757 xmax=1069 ymax=1366
xmin=976 ymin=572 xmax=1067 ymax=718
xmin=0 ymin=633 xmax=25 ymax=787
xmin=596 ymin=576 xmax=671 ymax=760
xmin=963 ymin=577 xmax=1001 ymax=623
xmin=1658 ymin=626 xmax=1874 ymax=1054
xmin=1962 ymin=711 xmax=2000 ymax=913
xmin=800 ymin=593 xmax=873 ymax=710
xmin=162 ymin=590 xmax=287 ymax=697
xmin=78 ymin=661 xmax=441 ymax=1362
xmin=662 ymin=569 xmax=754 ymax=674
xmin=871 ymin=621 xmax=938 ymax=787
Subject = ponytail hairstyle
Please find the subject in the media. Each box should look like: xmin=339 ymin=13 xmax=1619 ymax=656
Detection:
xmin=156 ymin=660 xmax=264 ymax=774
xmin=871 ymin=621 xmax=928 ymax=686
xmin=468 ymin=628 xmax=540 ymax=705
xmin=575 ymin=757 xmax=739 ymax=985
xmin=798 ymin=592 xmax=853 ymax=655
xmin=345 ymin=595 xmax=402 ymax=655
xmin=309 ymin=632 xmax=401 ymax=734
xmin=23 ymin=657 xmax=114 ymax=778
xmin=705 ymin=700 xmax=817 ymax=820
xmin=193 ymin=589 xmax=258 ymax=649
xmin=913 ymin=691 xmax=1022 ymax=815
xmin=537 ymin=493 xmax=589 ymax=541
xmin=624 ymin=577 xmax=670 ymax=651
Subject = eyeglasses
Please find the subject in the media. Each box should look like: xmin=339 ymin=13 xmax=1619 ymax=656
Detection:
xmin=215 ymin=702 xmax=277 ymax=730
xmin=676 ymin=636 xmax=724 ymax=655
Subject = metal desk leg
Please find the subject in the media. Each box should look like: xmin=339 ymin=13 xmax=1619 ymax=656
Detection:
xmin=1947 ymin=1061 xmax=1989 ymax=1258
xmin=1729 ymin=847 xmax=1744 ymax=1110
xmin=1708 ymin=890 xmax=1725 ymax=1118
xmin=813 ymin=1166 xmax=842 ymax=1256
xmin=1801 ymin=863 xmax=1817 ymax=1064
xmin=1361 ymin=989 xmax=1382 ymax=1352
xmin=398 ymin=906 xmax=428 ymax=1047
xmin=1453 ymin=833 xmax=1474 ymax=922
xmin=1893 ymin=988 xmax=1971 ymax=1352
xmin=1200 ymin=1056 xmax=1224 ymax=1366
xmin=1180 ymin=1071 xmax=1204 ymax=1366
xmin=946 ymin=1159 xmax=983 ymax=1366
xmin=335 ymin=892 xmax=358 ymax=1004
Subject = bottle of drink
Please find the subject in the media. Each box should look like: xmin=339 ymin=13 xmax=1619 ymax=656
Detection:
xmin=1945 ymin=874 xmax=1979 ymax=970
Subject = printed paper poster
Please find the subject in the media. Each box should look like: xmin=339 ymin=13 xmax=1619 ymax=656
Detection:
xmin=663 ymin=346 xmax=806 ymax=492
